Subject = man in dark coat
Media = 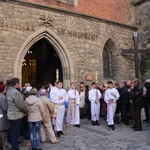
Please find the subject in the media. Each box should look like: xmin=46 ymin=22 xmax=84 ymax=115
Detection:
xmin=120 ymin=81 xmax=130 ymax=126
xmin=6 ymin=78 xmax=28 ymax=150
xmin=130 ymin=78 xmax=143 ymax=131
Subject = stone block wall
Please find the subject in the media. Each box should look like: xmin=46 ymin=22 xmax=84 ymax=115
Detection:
xmin=135 ymin=0 xmax=150 ymax=81
xmin=0 ymin=1 xmax=135 ymax=85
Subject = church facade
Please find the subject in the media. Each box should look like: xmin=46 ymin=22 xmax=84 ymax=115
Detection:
xmin=0 ymin=0 xmax=147 ymax=87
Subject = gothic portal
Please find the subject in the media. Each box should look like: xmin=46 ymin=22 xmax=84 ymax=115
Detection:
xmin=22 ymin=38 xmax=63 ymax=87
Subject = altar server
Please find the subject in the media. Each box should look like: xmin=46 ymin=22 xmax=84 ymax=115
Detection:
xmin=89 ymin=82 xmax=101 ymax=125
xmin=104 ymin=81 xmax=120 ymax=130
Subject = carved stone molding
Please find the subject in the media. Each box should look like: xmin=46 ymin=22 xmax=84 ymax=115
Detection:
xmin=39 ymin=13 xmax=54 ymax=27
xmin=56 ymin=0 xmax=78 ymax=6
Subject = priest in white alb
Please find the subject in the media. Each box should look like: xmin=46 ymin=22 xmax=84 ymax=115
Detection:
xmin=67 ymin=82 xmax=80 ymax=127
xmin=50 ymin=81 xmax=67 ymax=137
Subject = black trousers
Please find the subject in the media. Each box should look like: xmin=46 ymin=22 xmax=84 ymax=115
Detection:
xmin=121 ymin=104 xmax=129 ymax=125
xmin=9 ymin=118 xmax=22 ymax=150
xmin=0 ymin=135 xmax=3 ymax=150
xmin=144 ymin=97 xmax=149 ymax=121
xmin=134 ymin=108 xmax=142 ymax=129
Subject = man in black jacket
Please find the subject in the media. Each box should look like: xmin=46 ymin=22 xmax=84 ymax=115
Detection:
xmin=130 ymin=78 xmax=143 ymax=131
xmin=120 ymin=81 xmax=130 ymax=126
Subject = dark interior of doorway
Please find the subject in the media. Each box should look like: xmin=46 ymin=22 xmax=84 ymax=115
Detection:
xmin=22 ymin=38 xmax=63 ymax=87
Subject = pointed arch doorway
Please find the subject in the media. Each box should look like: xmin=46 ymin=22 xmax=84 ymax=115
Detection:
xmin=22 ymin=38 xmax=63 ymax=86
xmin=15 ymin=27 xmax=74 ymax=88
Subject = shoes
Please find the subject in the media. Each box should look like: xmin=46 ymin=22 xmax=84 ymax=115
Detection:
xmin=92 ymin=121 xmax=96 ymax=126
xmin=59 ymin=131 xmax=64 ymax=134
xmin=75 ymin=124 xmax=80 ymax=127
xmin=131 ymin=126 xmax=135 ymax=129
xmin=32 ymin=148 xmax=37 ymax=150
xmin=112 ymin=125 xmax=115 ymax=130
xmin=95 ymin=121 xmax=100 ymax=125
xmin=143 ymin=119 xmax=148 ymax=123
xmin=122 ymin=124 xmax=127 ymax=127
xmin=57 ymin=132 xmax=61 ymax=138
xmin=24 ymin=140 xmax=31 ymax=147
xmin=133 ymin=129 xmax=142 ymax=131
xmin=52 ymin=139 xmax=59 ymax=144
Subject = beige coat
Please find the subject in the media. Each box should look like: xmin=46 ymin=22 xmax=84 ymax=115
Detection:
xmin=40 ymin=95 xmax=54 ymax=123
xmin=25 ymin=95 xmax=44 ymax=122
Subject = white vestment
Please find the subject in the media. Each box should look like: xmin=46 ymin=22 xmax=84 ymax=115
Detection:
xmin=49 ymin=86 xmax=57 ymax=101
xmin=67 ymin=89 xmax=80 ymax=125
xmin=104 ymin=88 xmax=120 ymax=125
xmin=89 ymin=89 xmax=101 ymax=121
xmin=79 ymin=91 xmax=85 ymax=108
xmin=50 ymin=88 xmax=67 ymax=131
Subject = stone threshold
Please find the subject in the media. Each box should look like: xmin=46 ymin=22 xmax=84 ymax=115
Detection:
xmin=3 ymin=0 xmax=137 ymax=31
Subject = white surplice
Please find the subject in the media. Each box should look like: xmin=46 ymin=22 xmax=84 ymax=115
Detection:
xmin=67 ymin=89 xmax=80 ymax=125
xmin=49 ymin=86 xmax=57 ymax=101
xmin=104 ymin=88 xmax=120 ymax=125
xmin=50 ymin=88 xmax=67 ymax=131
xmin=89 ymin=89 xmax=101 ymax=121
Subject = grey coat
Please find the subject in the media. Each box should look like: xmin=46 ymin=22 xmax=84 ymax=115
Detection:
xmin=0 ymin=93 xmax=9 ymax=130
xmin=6 ymin=87 xmax=28 ymax=120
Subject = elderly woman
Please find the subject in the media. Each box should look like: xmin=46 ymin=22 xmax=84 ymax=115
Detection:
xmin=25 ymin=88 xmax=44 ymax=150
xmin=0 ymin=83 xmax=9 ymax=150
xmin=39 ymin=89 xmax=58 ymax=144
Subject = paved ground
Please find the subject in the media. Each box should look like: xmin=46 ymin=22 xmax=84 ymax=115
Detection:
xmin=16 ymin=109 xmax=150 ymax=150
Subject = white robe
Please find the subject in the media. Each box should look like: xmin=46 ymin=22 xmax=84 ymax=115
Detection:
xmin=49 ymin=86 xmax=57 ymax=101
xmin=50 ymin=88 xmax=67 ymax=131
xmin=67 ymin=89 xmax=80 ymax=125
xmin=89 ymin=89 xmax=101 ymax=121
xmin=104 ymin=88 xmax=120 ymax=125
xmin=79 ymin=91 xmax=85 ymax=108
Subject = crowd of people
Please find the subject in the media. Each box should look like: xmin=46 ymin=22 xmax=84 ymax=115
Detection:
xmin=0 ymin=78 xmax=150 ymax=150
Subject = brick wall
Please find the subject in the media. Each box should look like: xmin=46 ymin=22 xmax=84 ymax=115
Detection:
xmin=27 ymin=0 xmax=134 ymax=24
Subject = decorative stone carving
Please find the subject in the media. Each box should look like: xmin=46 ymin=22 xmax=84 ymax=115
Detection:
xmin=85 ymin=75 xmax=93 ymax=81
xmin=39 ymin=13 xmax=54 ymax=27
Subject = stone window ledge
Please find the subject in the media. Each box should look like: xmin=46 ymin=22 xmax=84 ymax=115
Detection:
xmin=56 ymin=0 xmax=78 ymax=6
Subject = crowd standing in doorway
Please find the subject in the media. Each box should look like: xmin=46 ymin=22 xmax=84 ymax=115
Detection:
xmin=0 ymin=77 xmax=150 ymax=150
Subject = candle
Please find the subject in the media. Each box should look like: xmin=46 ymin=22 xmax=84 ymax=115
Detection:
xmin=56 ymin=69 xmax=59 ymax=81
xmin=95 ymin=71 xmax=98 ymax=83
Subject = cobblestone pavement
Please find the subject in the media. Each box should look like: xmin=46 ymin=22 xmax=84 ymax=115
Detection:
xmin=16 ymin=110 xmax=150 ymax=150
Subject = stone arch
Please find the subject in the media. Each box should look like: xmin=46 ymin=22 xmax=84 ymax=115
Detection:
xmin=14 ymin=27 xmax=74 ymax=88
xmin=103 ymin=38 xmax=120 ymax=81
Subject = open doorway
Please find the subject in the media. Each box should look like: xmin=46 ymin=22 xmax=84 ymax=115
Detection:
xmin=22 ymin=38 xmax=63 ymax=87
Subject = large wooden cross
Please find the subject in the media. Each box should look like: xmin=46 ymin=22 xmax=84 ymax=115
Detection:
xmin=122 ymin=32 xmax=150 ymax=79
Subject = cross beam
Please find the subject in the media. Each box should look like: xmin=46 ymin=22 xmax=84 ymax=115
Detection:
xmin=122 ymin=32 xmax=150 ymax=79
